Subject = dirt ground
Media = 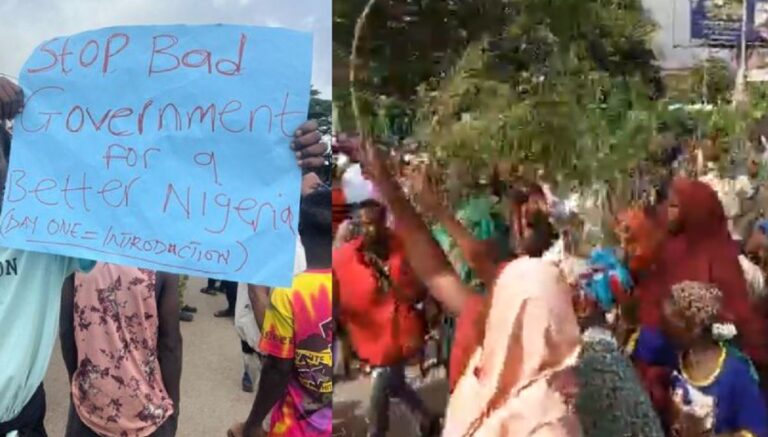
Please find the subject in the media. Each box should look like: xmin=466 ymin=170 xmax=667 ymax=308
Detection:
xmin=333 ymin=367 xmax=449 ymax=436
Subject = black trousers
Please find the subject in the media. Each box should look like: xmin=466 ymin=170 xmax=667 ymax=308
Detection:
xmin=221 ymin=280 xmax=237 ymax=312
xmin=0 ymin=384 xmax=47 ymax=436
xmin=367 ymin=365 xmax=430 ymax=437
xmin=65 ymin=403 xmax=178 ymax=437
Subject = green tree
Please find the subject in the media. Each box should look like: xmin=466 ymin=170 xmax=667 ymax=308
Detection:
xmin=309 ymin=87 xmax=332 ymax=136
xmin=688 ymin=57 xmax=734 ymax=104
xmin=333 ymin=0 xmax=514 ymax=132
xmin=415 ymin=0 xmax=664 ymax=192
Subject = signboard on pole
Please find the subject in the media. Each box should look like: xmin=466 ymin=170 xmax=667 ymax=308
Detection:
xmin=690 ymin=0 xmax=768 ymax=47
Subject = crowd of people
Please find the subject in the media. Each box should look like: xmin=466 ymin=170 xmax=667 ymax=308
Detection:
xmin=0 ymin=76 xmax=333 ymax=437
xmin=331 ymin=131 xmax=768 ymax=436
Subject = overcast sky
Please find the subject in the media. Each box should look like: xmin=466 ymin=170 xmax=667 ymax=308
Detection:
xmin=0 ymin=0 xmax=331 ymax=97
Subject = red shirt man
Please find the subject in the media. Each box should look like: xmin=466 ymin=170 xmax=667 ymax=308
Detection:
xmin=333 ymin=201 xmax=426 ymax=366
xmin=333 ymin=199 xmax=437 ymax=437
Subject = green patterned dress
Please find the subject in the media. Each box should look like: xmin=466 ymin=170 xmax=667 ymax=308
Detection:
xmin=431 ymin=196 xmax=508 ymax=362
xmin=575 ymin=327 xmax=664 ymax=436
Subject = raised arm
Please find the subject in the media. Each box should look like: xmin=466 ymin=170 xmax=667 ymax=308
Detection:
xmin=412 ymin=168 xmax=500 ymax=287
xmin=156 ymin=272 xmax=182 ymax=412
xmin=247 ymin=285 xmax=271 ymax=330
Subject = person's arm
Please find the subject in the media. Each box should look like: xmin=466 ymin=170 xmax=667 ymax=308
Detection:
xmin=243 ymin=356 xmax=291 ymax=433
xmin=59 ymin=274 xmax=78 ymax=382
xmin=730 ymin=360 xmax=768 ymax=437
xmin=360 ymin=143 xmax=471 ymax=314
xmin=247 ymin=285 xmax=271 ymax=330
xmin=293 ymin=120 xmax=327 ymax=169
xmin=156 ymin=272 xmax=182 ymax=411
xmin=435 ymin=209 xmax=500 ymax=286
xmin=412 ymin=168 xmax=500 ymax=287
xmin=242 ymin=289 xmax=295 ymax=435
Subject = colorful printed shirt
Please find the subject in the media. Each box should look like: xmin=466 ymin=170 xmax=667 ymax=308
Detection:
xmin=260 ymin=270 xmax=333 ymax=437
xmin=72 ymin=264 xmax=173 ymax=437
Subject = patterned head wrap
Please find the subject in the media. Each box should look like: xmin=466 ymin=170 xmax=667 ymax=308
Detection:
xmin=670 ymin=281 xmax=722 ymax=329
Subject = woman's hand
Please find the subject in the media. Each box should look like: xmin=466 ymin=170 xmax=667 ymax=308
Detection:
xmin=411 ymin=166 xmax=444 ymax=217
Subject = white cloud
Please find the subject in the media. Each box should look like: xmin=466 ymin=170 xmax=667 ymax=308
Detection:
xmin=0 ymin=0 xmax=331 ymax=97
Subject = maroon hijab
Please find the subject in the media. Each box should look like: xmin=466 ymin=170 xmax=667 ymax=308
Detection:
xmin=652 ymin=178 xmax=768 ymax=366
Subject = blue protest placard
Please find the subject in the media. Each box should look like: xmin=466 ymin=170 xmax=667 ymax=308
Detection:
xmin=1 ymin=24 xmax=312 ymax=287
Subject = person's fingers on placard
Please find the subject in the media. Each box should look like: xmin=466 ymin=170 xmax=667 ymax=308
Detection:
xmin=297 ymin=156 xmax=325 ymax=169
xmin=295 ymin=119 xmax=318 ymax=137
xmin=295 ymin=138 xmax=324 ymax=159
xmin=301 ymin=172 xmax=322 ymax=196
xmin=294 ymin=130 xmax=322 ymax=150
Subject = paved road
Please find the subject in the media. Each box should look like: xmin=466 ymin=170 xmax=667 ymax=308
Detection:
xmin=44 ymin=277 xmax=253 ymax=437
xmin=333 ymin=367 xmax=449 ymax=436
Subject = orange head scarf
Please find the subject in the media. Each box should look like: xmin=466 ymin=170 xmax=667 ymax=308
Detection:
xmin=616 ymin=207 xmax=664 ymax=274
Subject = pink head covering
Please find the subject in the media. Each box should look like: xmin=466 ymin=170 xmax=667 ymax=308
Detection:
xmin=444 ymin=257 xmax=582 ymax=436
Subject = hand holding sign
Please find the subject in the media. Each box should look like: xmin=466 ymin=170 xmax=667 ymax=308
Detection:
xmin=1 ymin=25 xmax=315 ymax=287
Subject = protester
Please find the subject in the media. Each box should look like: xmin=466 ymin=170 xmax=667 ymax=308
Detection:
xmin=550 ymin=242 xmax=661 ymax=436
xmin=409 ymin=162 xmax=663 ymax=435
xmin=733 ymin=153 xmax=768 ymax=240
xmin=235 ymin=233 xmax=308 ymax=396
xmin=661 ymin=281 xmax=768 ymax=436
xmin=352 ymin=142 xmax=582 ymax=434
xmin=229 ymin=187 xmax=333 ymax=437
xmin=59 ymin=264 xmax=182 ymax=437
xmin=333 ymin=198 xmax=440 ymax=436
xmin=0 ymin=76 xmax=327 ymax=436
xmin=697 ymin=140 xmax=753 ymax=239
xmin=659 ymin=178 xmax=768 ymax=371
xmin=445 ymin=257 xmax=582 ymax=435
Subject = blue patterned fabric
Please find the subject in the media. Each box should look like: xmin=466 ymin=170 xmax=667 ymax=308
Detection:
xmin=581 ymin=247 xmax=633 ymax=311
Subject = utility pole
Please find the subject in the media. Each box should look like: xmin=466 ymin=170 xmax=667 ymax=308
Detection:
xmin=733 ymin=0 xmax=750 ymax=106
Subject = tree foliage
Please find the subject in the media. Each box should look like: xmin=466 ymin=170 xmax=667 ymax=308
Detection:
xmin=688 ymin=57 xmax=735 ymax=104
xmin=333 ymin=0 xmax=514 ymax=132
xmin=415 ymin=0 xmax=664 ymax=189
xmin=309 ymin=87 xmax=332 ymax=136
